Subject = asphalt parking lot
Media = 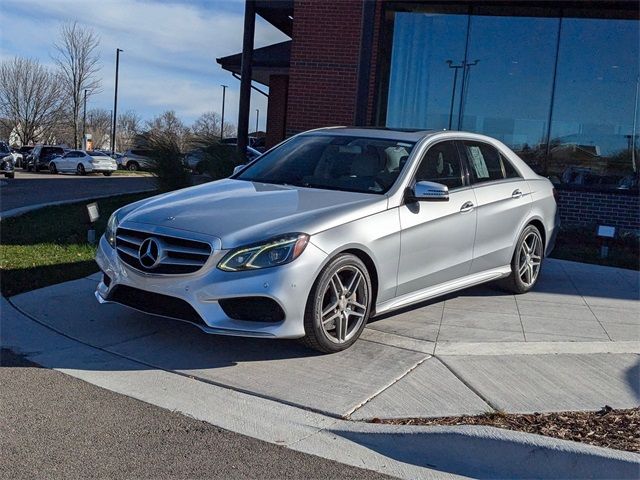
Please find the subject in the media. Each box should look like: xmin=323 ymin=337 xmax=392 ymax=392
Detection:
xmin=0 ymin=171 xmax=156 ymax=214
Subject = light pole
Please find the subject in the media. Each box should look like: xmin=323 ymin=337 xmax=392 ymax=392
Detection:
xmin=255 ymin=109 xmax=259 ymax=134
xmin=220 ymin=84 xmax=228 ymax=141
xmin=111 ymin=48 xmax=123 ymax=155
xmin=446 ymin=60 xmax=464 ymax=130
xmin=82 ymin=89 xmax=88 ymax=149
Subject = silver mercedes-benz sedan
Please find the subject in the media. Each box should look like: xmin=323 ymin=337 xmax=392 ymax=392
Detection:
xmin=96 ymin=128 xmax=559 ymax=353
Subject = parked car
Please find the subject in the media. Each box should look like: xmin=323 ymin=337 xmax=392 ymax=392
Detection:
xmin=121 ymin=149 xmax=153 ymax=171
xmin=26 ymin=145 xmax=65 ymax=172
xmin=13 ymin=146 xmax=34 ymax=169
xmin=184 ymin=145 xmax=262 ymax=174
xmin=49 ymin=150 xmax=117 ymax=176
xmin=0 ymin=142 xmax=15 ymax=178
xmin=95 ymin=128 xmax=559 ymax=353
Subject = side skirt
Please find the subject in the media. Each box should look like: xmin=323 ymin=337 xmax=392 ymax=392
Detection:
xmin=374 ymin=266 xmax=512 ymax=316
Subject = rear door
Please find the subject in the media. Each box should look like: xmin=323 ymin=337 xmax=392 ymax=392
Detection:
xmin=397 ymin=140 xmax=477 ymax=295
xmin=459 ymin=140 xmax=532 ymax=273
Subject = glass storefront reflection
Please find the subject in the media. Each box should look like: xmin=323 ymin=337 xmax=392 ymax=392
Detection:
xmin=548 ymin=18 xmax=639 ymax=190
xmin=384 ymin=8 xmax=640 ymax=191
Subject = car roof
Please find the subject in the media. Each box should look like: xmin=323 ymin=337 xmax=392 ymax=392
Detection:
xmin=305 ymin=127 xmax=439 ymax=142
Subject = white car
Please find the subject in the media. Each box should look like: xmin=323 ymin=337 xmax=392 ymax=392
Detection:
xmin=49 ymin=150 xmax=117 ymax=176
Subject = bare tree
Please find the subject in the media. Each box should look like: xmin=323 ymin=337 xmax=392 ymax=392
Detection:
xmin=146 ymin=110 xmax=191 ymax=152
xmin=52 ymin=21 xmax=101 ymax=148
xmin=0 ymin=57 xmax=63 ymax=145
xmin=192 ymin=111 xmax=221 ymax=138
xmin=86 ymin=108 xmax=111 ymax=149
xmin=116 ymin=110 xmax=141 ymax=152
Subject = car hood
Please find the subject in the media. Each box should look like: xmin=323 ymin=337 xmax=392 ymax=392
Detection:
xmin=121 ymin=179 xmax=388 ymax=248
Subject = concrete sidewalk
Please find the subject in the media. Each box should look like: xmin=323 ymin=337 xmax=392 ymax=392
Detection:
xmin=2 ymin=259 xmax=639 ymax=478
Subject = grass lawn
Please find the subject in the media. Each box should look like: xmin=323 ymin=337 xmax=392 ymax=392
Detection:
xmin=0 ymin=192 xmax=156 ymax=297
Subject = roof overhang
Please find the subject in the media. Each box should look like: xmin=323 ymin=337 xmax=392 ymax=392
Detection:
xmin=255 ymin=0 xmax=293 ymax=36
xmin=216 ymin=40 xmax=291 ymax=86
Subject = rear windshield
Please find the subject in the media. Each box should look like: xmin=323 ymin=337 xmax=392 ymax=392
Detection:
xmin=87 ymin=151 xmax=108 ymax=156
xmin=236 ymin=134 xmax=415 ymax=194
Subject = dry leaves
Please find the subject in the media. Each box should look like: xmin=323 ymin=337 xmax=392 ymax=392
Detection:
xmin=371 ymin=406 xmax=639 ymax=453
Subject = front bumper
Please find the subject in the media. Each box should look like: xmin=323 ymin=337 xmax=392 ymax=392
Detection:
xmin=95 ymin=234 xmax=327 ymax=338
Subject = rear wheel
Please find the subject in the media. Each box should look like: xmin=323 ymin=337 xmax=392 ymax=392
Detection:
xmin=76 ymin=163 xmax=86 ymax=176
xmin=103 ymin=172 xmax=112 ymax=176
xmin=499 ymin=225 xmax=543 ymax=294
xmin=49 ymin=163 xmax=57 ymax=174
xmin=127 ymin=161 xmax=139 ymax=171
xmin=300 ymin=254 xmax=372 ymax=353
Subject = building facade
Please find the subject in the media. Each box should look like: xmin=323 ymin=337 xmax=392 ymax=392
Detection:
xmin=219 ymin=0 xmax=639 ymax=230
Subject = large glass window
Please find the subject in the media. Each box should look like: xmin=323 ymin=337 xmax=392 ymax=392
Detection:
xmin=382 ymin=6 xmax=640 ymax=191
xmin=460 ymin=14 xmax=559 ymax=173
xmin=386 ymin=11 xmax=469 ymax=130
xmin=548 ymin=18 xmax=639 ymax=190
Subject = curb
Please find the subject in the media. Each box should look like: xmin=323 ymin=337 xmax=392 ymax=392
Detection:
xmin=0 ymin=188 xmax=157 ymax=220
xmin=2 ymin=296 xmax=638 ymax=479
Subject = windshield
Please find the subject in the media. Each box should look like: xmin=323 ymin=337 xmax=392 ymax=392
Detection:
xmin=236 ymin=134 xmax=415 ymax=194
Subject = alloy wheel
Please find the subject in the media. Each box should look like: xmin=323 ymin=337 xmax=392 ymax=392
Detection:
xmin=320 ymin=265 xmax=368 ymax=344
xmin=517 ymin=231 xmax=542 ymax=287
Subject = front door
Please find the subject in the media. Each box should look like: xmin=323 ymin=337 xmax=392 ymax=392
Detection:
xmin=397 ymin=140 xmax=477 ymax=296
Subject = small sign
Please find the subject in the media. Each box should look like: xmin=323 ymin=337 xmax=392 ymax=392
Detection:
xmin=87 ymin=202 xmax=100 ymax=223
xmin=596 ymin=225 xmax=615 ymax=238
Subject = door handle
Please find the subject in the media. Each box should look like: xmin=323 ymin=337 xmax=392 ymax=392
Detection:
xmin=460 ymin=201 xmax=474 ymax=213
xmin=511 ymin=189 xmax=523 ymax=199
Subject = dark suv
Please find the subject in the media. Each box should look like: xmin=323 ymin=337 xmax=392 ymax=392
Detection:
xmin=27 ymin=145 xmax=66 ymax=172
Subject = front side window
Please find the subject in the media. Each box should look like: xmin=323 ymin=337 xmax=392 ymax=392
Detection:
xmin=236 ymin=134 xmax=415 ymax=194
xmin=415 ymin=141 xmax=464 ymax=189
xmin=461 ymin=141 xmax=519 ymax=184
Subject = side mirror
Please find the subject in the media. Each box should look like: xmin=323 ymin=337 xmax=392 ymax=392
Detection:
xmin=410 ymin=181 xmax=450 ymax=202
xmin=232 ymin=164 xmax=245 ymax=176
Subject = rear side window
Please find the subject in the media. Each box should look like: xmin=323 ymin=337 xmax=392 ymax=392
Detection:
xmin=131 ymin=149 xmax=150 ymax=156
xmin=461 ymin=141 xmax=520 ymax=184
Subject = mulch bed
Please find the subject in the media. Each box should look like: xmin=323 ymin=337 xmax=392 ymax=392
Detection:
xmin=370 ymin=406 xmax=639 ymax=453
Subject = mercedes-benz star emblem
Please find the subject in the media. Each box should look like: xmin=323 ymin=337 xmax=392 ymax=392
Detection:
xmin=138 ymin=237 xmax=162 ymax=269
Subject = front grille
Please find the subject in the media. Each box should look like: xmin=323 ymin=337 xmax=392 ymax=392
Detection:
xmin=219 ymin=297 xmax=285 ymax=323
xmin=108 ymin=285 xmax=206 ymax=326
xmin=116 ymin=227 xmax=212 ymax=274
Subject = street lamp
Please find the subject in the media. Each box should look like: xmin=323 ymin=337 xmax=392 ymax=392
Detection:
xmin=446 ymin=59 xmax=479 ymax=131
xmin=446 ymin=60 xmax=464 ymax=130
xmin=111 ymin=48 xmax=123 ymax=156
xmin=220 ymin=84 xmax=228 ymax=141
xmin=255 ymin=108 xmax=259 ymax=134
xmin=82 ymin=88 xmax=88 ymax=149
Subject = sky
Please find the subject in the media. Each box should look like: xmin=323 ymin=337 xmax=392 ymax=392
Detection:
xmin=0 ymin=0 xmax=289 ymax=130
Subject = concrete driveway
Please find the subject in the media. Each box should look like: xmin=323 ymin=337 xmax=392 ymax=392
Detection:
xmin=4 ymin=259 xmax=639 ymax=421
xmin=0 ymin=171 xmax=156 ymax=213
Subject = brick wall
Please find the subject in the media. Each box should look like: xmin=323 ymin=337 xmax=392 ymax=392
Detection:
xmin=265 ymin=75 xmax=289 ymax=149
xmin=286 ymin=0 xmax=365 ymax=136
xmin=557 ymin=189 xmax=640 ymax=230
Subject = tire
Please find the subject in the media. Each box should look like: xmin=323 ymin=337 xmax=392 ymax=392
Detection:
xmin=49 ymin=163 xmax=57 ymax=174
xmin=103 ymin=172 xmax=112 ymax=176
xmin=127 ymin=161 xmax=139 ymax=172
xmin=300 ymin=253 xmax=372 ymax=353
xmin=499 ymin=224 xmax=544 ymax=294
xmin=6 ymin=172 xmax=14 ymax=179
xmin=77 ymin=163 xmax=86 ymax=176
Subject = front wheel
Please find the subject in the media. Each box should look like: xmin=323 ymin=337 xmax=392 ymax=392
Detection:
xmin=127 ymin=161 xmax=139 ymax=172
xmin=300 ymin=254 xmax=372 ymax=353
xmin=103 ymin=171 xmax=112 ymax=176
xmin=49 ymin=163 xmax=57 ymax=174
xmin=76 ymin=163 xmax=86 ymax=176
xmin=499 ymin=225 xmax=543 ymax=294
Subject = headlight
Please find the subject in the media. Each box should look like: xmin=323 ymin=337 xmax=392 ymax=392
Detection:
xmin=105 ymin=210 xmax=120 ymax=247
xmin=218 ymin=234 xmax=309 ymax=272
